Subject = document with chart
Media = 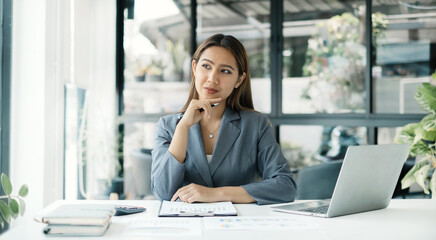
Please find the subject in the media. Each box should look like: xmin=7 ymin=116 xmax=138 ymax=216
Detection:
xmin=117 ymin=217 xmax=202 ymax=237
xmin=158 ymin=201 xmax=237 ymax=217
xmin=204 ymin=216 xmax=322 ymax=231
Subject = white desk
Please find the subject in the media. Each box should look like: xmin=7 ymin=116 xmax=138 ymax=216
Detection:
xmin=1 ymin=199 xmax=435 ymax=240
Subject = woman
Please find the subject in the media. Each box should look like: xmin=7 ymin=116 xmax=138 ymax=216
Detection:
xmin=151 ymin=34 xmax=296 ymax=205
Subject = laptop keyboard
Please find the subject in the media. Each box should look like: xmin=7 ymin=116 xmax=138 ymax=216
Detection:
xmin=300 ymin=205 xmax=329 ymax=214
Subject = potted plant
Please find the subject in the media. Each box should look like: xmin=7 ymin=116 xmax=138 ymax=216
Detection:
xmin=394 ymin=75 xmax=436 ymax=197
xmin=0 ymin=173 xmax=28 ymax=230
xmin=164 ymin=39 xmax=188 ymax=82
xmin=134 ymin=60 xmax=145 ymax=82
xmin=145 ymin=59 xmax=163 ymax=82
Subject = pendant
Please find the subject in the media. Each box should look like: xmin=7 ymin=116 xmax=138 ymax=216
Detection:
xmin=209 ymin=134 xmax=214 ymax=138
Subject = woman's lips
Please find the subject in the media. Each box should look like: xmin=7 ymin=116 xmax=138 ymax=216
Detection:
xmin=204 ymin=87 xmax=218 ymax=94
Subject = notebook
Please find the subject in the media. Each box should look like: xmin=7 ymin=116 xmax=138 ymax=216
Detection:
xmin=43 ymin=221 xmax=110 ymax=236
xmin=42 ymin=204 xmax=115 ymax=225
xmin=272 ymin=144 xmax=410 ymax=218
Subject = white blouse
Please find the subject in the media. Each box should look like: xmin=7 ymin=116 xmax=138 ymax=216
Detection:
xmin=206 ymin=155 xmax=212 ymax=164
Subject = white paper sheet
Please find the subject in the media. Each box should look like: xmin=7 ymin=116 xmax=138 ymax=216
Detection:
xmin=121 ymin=217 xmax=202 ymax=236
xmin=204 ymin=216 xmax=322 ymax=231
xmin=159 ymin=200 xmax=237 ymax=216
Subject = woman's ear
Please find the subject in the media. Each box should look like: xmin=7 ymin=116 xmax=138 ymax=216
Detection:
xmin=235 ymin=72 xmax=246 ymax=88
xmin=191 ymin=60 xmax=197 ymax=77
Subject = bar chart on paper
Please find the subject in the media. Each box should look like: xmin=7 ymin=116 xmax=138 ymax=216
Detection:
xmin=118 ymin=218 xmax=202 ymax=237
xmin=159 ymin=201 xmax=237 ymax=216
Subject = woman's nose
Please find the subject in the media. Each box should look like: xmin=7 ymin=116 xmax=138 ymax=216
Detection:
xmin=207 ymin=69 xmax=219 ymax=84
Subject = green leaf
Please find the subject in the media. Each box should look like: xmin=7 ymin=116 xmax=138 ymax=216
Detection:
xmin=394 ymin=123 xmax=418 ymax=144
xmin=422 ymin=129 xmax=436 ymax=142
xmin=0 ymin=215 xmax=3 ymax=229
xmin=9 ymin=198 xmax=19 ymax=215
xmin=415 ymin=83 xmax=436 ymax=113
xmin=1 ymin=173 xmax=12 ymax=195
xmin=421 ymin=113 xmax=436 ymax=132
xmin=401 ymin=159 xmax=429 ymax=189
xmin=18 ymin=184 xmax=28 ymax=198
xmin=0 ymin=201 xmax=11 ymax=223
xmin=10 ymin=209 xmax=18 ymax=219
xmin=410 ymin=140 xmax=432 ymax=156
xmin=429 ymin=169 xmax=436 ymax=195
xmin=414 ymin=163 xmax=431 ymax=194
xmin=19 ymin=198 xmax=26 ymax=216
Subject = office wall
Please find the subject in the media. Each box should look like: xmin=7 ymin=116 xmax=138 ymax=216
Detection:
xmin=10 ymin=0 xmax=116 ymax=224
xmin=11 ymin=0 xmax=48 ymax=223
xmin=74 ymin=0 xmax=117 ymax=199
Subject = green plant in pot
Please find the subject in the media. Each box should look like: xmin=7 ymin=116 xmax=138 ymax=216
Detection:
xmin=0 ymin=173 xmax=28 ymax=229
xmin=394 ymin=79 xmax=436 ymax=197
xmin=165 ymin=39 xmax=188 ymax=82
xmin=145 ymin=59 xmax=163 ymax=82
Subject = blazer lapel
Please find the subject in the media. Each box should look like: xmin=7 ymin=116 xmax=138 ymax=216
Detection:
xmin=187 ymin=123 xmax=214 ymax=187
xmin=209 ymin=107 xmax=240 ymax=176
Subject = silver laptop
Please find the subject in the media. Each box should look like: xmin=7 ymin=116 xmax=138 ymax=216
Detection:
xmin=272 ymin=144 xmax=409 ymax=218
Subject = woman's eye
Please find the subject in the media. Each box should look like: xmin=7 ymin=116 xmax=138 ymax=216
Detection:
xmin=222 ymin=69 xmax=232 ymax=74
xmin=202 ymin=64 xmax=210 ymax=69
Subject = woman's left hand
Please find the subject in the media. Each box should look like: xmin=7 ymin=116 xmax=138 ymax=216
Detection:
xmin=171 ymin=183 xmax=218 ymax=203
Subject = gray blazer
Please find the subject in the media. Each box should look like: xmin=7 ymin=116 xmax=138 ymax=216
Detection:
xmin=151 ymin=107 xmax=296 ymax=205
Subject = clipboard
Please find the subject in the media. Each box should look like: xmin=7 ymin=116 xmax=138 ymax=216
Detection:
xmin=158 ymin=200 xmax=238 ymax=217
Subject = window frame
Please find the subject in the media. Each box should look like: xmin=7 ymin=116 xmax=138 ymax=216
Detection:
xmin=1 ymin=0 xmax=12 ymax=184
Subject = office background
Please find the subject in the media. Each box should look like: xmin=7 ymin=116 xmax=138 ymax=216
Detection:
xmin=0 ymin=0 xmax=435 ymax=227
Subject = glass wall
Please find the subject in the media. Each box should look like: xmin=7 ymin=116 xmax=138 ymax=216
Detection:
xmin=280 ymin=125 xmax=368 ymax=171
xmin=123 ymin=0 xmax=191 ymax=168
xmin=282 ymin=1 xmax=367 ymax=114
xmin=197 ymin=0 xmax=271 ymax=113
xmin=123 ymin=0 xmax=191 ymax=115
xmin=119 ymin=0 xmax=433 ymax=199
xmin=372 ymin=0 xmax=436 ymax=114
xmin=122 ymin=0 xmax=191 ymax=199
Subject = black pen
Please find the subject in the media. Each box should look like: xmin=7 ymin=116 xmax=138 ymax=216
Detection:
xmin=199 ymin=103 xmax=220 ymax=112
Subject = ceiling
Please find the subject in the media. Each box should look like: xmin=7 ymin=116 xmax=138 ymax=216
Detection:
xmin=138 ymin=0 xmax=436 ymax=46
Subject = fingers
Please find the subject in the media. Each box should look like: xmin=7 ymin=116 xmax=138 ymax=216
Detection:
xmin=171 ymin=185 xmax=190 ymax=203
xmin=171 ymin=184 xmax=200 ymax=203
xmin=186 ymin=196 xmax=197 ymax=204
xmin=171 ymin=189 xmax=181 ymax=202
xmin=204 ymin=103 xmax=212 ymax=119
xmin=181 ymin=98 xmax=223 ymax=126
xmin=187 ymin=99 xmax=221 ymax=119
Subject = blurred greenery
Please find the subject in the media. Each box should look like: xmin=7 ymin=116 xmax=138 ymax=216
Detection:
xmin=302 ymin=12 xmax=387 ymax=113
xmin=281 ymin=142 xmax=322 ymax=170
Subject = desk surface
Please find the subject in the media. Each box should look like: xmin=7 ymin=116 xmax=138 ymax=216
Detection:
xmin=1 ymin=199 xmax=435 ymax=240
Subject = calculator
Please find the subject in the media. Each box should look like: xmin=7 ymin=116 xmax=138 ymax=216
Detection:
xmin=114 ymin=206 xmax=146 ymax=216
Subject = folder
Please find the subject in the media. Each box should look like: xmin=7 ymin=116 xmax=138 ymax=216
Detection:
xmin=158 ymin=200 xmax=238 ymax=217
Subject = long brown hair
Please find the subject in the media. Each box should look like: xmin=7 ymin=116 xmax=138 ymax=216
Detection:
xmin=181 ymin=34 xmax=254 ymax=112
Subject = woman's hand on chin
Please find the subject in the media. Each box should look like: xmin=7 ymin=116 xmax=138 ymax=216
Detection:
xmin=180 ymin=98 xmax=222 ymax=127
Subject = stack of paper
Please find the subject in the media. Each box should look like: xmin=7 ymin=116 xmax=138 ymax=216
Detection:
xmin=41 ymin=204 xmax=115 ymax=236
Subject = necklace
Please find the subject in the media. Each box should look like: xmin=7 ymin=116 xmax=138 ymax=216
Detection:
xmin=204 ymin=123 xmax=221 ymax=139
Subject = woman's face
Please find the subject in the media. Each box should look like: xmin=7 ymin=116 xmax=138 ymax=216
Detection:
xmin=192 ymin=46 xmax=245 ymax=102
